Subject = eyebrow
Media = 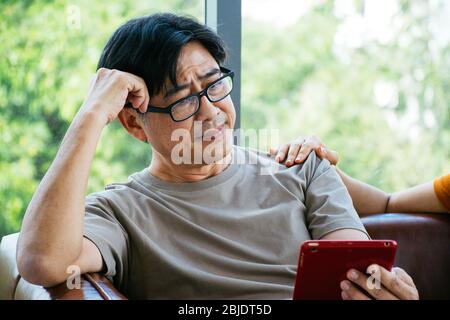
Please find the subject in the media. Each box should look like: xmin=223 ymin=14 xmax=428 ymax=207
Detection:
xmin=164 ymin=68 xmax=221 ymax=98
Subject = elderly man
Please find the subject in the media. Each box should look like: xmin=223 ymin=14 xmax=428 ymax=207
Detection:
xmin=17 ymin=13 xmax=418 ymax=300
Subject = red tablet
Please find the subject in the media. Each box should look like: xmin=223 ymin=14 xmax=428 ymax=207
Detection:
xmin=293 ymin=240 xmax=397 ymax=300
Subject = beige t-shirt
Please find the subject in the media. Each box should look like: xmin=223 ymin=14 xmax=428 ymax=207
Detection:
xmin=84 ymin=146 xmax=367 ymax=299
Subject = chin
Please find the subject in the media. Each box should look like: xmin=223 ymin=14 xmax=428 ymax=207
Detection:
xmin=200 ymin=140 xmax=228 ymax=165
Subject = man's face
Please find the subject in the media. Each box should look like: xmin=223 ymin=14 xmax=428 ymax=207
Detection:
xmin=142 ymin=41 xmax=236 ymax=165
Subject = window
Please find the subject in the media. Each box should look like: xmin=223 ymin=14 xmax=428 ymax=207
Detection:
xmin=241 ymin=0 xmax=450 ymax=192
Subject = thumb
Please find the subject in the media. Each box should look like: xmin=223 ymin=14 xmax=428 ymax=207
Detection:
xmin=318 ymin=146 xmax=339 ymax=165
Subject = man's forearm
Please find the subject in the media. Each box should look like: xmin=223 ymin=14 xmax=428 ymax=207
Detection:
xmin=321 ymin=228 xmax=369 ymax=240
xmin=335 ymin=168 xmax=390 ymax=216
xmin=17 ymin=109 xmax=105 ymax=284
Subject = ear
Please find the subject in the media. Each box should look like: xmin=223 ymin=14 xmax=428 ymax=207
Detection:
xmin=117 ymin=108 xmax=148 ymax=143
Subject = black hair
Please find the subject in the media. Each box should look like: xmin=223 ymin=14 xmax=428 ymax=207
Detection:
xmin=97 ymin=13 xmax=227 ymax=97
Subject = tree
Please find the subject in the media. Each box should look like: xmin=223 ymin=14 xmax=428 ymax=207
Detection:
xmin=241 ymin=0 xmax=449 ymax=192
xmin=0 ymin=0 xmax=202 ymax=237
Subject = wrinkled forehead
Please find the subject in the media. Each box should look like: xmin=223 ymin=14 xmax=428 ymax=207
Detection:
xmin=162 ymin=42 xmax=220 ymax=92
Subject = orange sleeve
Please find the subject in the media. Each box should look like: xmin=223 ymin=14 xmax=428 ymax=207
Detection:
xmin=433 ymin=173 xmax=450 ymax=212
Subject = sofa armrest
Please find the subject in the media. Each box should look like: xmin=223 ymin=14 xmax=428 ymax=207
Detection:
xmin=12 ymin=273 xmax=127 ymax=300
xmin=0 ymin=233 xmax=126 ymax=300
xmin=43 ymin=273 xmax=127 ymax=300
xmin=362 ymin=212 xmax=450 ymax=300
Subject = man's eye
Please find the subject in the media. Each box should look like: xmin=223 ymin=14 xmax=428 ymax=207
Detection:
xmin=209 ymin=79 xmax=224 ymax=92
xmin=166 ymin=91 xmax=188 ymax=104
xmin=176 ymin=96 xmax=197 ymax=107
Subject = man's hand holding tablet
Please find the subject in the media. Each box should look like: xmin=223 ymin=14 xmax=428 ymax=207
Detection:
xmin=293 ymin=240 xmax=419 ymax=300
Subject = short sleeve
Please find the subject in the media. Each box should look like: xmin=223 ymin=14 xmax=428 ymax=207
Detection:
xmin=303 ymin=153 xmax=369 ymax=239
xmin=433 ymin=173 xmax=450 ymax=212
xmin=84 ymin=193 xmax=129 ymax=287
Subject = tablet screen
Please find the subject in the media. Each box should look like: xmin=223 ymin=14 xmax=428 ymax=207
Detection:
xmin=293 ymin=240 xmax=397 ymax=300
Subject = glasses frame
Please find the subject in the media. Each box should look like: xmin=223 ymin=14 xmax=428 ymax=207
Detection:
xmin=126 ymin=67 xmax=234 ymax=122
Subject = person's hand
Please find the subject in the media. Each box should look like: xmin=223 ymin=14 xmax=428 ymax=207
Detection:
xmin=340 ymin=264 xmax=419 ymax=300
xmin=269 ymin=135 xmax=339 ymax=167
xmin=80 ymin=68 xmax=149 ymax=125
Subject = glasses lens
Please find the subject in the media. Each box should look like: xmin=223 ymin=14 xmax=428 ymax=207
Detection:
xmin=207 ymin=76 xmax=233 ymax=102
xmin=171 ymin=95 xmax=199 ymax=121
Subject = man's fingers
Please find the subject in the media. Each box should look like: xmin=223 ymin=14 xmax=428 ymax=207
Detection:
xmin=340 ymin=280 xmax=371 ymax=300
xmin=346 ymin=268 xmax=398 ymax=300
xmin=140 ymin=91 xmax=150 ymax=113
xmin=275 ymin=144 xmax=289 ymax=163
xmin=393 ymin=267 xmax=415 ymax=288
xmin=285 ymin=143 xmax=302 ymax=167
xmin=128 ymin=95 xmax=145 ymax=110
xmin=345 ymin=265 xmax=419 ymax=300
xmin=126 ymin=74 xmax=149 ymax=113
xmin=368 ymin=265 xmax=419 ymax=300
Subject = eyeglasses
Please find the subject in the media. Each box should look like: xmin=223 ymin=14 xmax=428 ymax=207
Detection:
xmin=126 ymin=67 xmax=234 ymax=122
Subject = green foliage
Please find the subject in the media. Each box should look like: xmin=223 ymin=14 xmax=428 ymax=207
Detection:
xmin=241 ymin=0 xmax=449 ymax=192
xmin=0 ymin=0 xmax=203 ymax=237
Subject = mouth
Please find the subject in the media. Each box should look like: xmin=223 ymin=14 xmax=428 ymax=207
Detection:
xmin=202 ymin=123 xmax=226 ymax=141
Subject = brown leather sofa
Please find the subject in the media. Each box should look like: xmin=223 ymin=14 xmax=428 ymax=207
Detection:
xmin=0 ymin=233 xmax=126 ymax=300
xmin=1 ymin=212 xmax=449 ymax=300
xmin=362 ymin=212 xmax=450 ymax=299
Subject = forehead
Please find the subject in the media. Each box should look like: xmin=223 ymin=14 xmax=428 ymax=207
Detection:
xmin=175 ymin=41 xmax=218 ymax=80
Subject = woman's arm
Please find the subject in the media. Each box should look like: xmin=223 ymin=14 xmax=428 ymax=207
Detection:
xmin=271 ymin=136 xmax=449 ymax=215
xmin=387 ymin=180 xmax=448 ymax=213
xmin=336 ymin=169 xmax=448 ymax=215
xmin=334 ymin=168 xmax=390 ymax=216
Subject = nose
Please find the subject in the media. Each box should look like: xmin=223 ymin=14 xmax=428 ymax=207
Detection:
xmin=195 ymin=95 xmax=219 ymax=122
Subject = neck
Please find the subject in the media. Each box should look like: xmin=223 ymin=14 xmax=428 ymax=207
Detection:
xmin=148 ymin=149 xmax=233 ymax=183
